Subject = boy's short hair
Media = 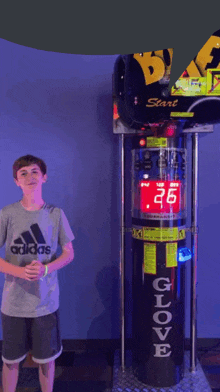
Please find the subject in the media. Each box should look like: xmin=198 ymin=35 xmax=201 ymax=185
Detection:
xmin=13 ymin=155 xmax=47 ymax=180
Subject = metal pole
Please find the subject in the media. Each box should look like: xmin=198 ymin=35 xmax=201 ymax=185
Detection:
xmin=190 ymin=132 xmax=199 ymax=372
xmin=120 ymin=134 xmax=125 ymax=371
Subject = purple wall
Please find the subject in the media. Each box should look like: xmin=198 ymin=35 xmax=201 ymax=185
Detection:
xmin=0 ymin=38 xmax=220 ymax=340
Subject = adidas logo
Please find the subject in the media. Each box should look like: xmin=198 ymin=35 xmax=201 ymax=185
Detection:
xmin=11 ymin=224 xmax=51 ymax=255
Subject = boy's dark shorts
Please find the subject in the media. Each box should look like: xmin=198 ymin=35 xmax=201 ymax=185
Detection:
xmin=1 ymin=309 xmax=63 ymax=365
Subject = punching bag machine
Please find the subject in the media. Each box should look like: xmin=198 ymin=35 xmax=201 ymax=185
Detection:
xmin=113 ymin=31 xmax=220 ymax=388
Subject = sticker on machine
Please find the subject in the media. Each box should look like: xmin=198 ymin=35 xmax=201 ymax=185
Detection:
xmin=170 ymin=112 xmax=194 ymax=118
xmin=132 ymin=227 xmax=143 ymax=240
xmin=171 ymin=77 xmax=206 ymax=96
xmin=146 ymin=137 xmax=168 ymax=148
xmin=207 ymin=69 xmax=220 ymax=95
xmin=143 ymin=227 xmax=179 ymax=242
xmin=132 ymin=226 xmax=185 ymax=241
xmin=144 ymin=242 xmax=157 ymax=274
xmin=166 ymin=242 xmax=178 ymax=268
xmin=170 ymin=69 xmax=220 ymax=97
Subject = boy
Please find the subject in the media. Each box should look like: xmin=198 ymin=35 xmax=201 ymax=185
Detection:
xmin=0 ymin=155 xmax=75 ymax=392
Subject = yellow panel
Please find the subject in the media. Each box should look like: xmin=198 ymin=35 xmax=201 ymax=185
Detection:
xmin=170 ymin=68 xmax=220 ymax=98
xmin=166 ymin=243 xmax=178 ymax=268
xmin=144 ymin=242 xmax=157 ymax=275
xmin=146 ymin=137 xmax=168 ymax=148
xmin=207 ymin=69 xmax=220 ymax=95
xmin=171 ymin=77 xmax=206 ymax=96
xmin=143 ymin=227 xmax=179 ymax=242
xmin=170 ymin=112 xmax=194 ymax=117
xmin=132 ymin=227 xmax=186 ymax=242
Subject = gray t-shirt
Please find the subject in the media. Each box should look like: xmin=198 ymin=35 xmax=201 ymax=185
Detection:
xmin=0 ymin=201 xmax=75 ymax=318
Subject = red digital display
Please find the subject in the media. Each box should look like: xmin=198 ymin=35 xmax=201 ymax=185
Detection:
xmin=140 ymin=180 xmax=181 ymax=213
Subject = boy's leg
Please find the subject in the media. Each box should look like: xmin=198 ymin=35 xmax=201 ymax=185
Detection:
xmin=32 ymin=310 xmax=61 ymax=392
xmin=2 ymin=362 xmax=19 ymax=392
xmin=38 ymin=360 xmax=55 ymax=392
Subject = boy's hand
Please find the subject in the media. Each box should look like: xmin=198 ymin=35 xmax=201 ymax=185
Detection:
xmin=24 ymin=260 xmax=46 ymax=281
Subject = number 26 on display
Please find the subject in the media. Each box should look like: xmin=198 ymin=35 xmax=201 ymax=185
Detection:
xmin=154 ymin=188 xmax=177 ymax=206
xmin=140 ymin=181 xmax=181 ymax=213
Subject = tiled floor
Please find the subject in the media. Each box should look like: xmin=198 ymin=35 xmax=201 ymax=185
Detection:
xmin=198 ymin=349 xmax=220 ymax=392
xmin=0 ymin=349 xmax=219 ymax=391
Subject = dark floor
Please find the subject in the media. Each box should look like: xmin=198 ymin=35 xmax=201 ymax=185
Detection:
xmin=0 ymin=350 xmax=113 ymax=392
xmin=198 ymin=348 xmax=220 ymax=392
xmin=0 ymin=349 xmax=219 ymax=391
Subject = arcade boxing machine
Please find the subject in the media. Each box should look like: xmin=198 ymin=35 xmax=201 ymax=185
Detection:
xmin=113 ymin=29 xmax=220 ymax=390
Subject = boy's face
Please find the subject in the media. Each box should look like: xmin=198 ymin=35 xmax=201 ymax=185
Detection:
xmin=14 ymin=164 xmax=47 ymax=192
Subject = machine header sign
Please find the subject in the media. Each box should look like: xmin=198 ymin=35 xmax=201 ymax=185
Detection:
xmin=113 ymin=29 xmax=220 ymax=129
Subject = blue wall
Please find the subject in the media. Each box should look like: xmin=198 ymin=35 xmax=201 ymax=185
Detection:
xmin=0 ymin=38 xmax=220 ymax=340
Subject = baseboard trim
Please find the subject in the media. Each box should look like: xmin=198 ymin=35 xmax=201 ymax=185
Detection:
xmin=0 ymin=338 xmax=219 ymax=353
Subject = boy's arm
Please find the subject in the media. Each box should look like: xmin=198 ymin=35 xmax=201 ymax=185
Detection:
xmin=0 ymin=242 xmax=74 ymax=278
xmin=48 ymin=242 xmax=74 ymax=274
xmin=0 ymin=257 xmax=24 ymax=278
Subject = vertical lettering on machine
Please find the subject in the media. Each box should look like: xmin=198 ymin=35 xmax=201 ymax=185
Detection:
xmin=152 ymin=277 xmax=172 ymax=358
